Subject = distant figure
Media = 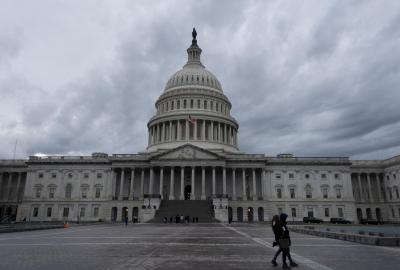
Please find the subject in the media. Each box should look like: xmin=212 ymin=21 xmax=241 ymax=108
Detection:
xmin=228 ymin=216 xmax=232 ymax=224
xmin=180 ymin=215 xmax=184 ymax=224
xmin=271 ymin=213 xmax=298 ymax=269
xmin=163 ymin=217 xmax=167 ymax=224
xmin=196 ymin=216 xmax=199 ymax=223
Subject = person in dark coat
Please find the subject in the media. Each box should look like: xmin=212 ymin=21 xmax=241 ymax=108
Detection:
xmin=271 ymin=213 xmax=298 ymax=269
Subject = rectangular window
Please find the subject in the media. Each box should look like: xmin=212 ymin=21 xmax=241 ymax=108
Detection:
xmin=80 ymin=207 xmax=85 ymax=217
xmin=38 ymin=173 xmax=43 ymax=178
xmin=277 ymin=189 xmax=282 ymax=198
xmin=63 ymin=207 xmax=69 ymax=218
xmin=321 ymin=174 xmax=327 ymax=179
xmin=322 ymin=188 xmax=328 ymax=199
xmin=47 ymin=207 xmax=52 ymax=217
xmin=95 ymin=188 xmax=101 ymax=198
xmin=93 ymin=207 xmax=99 ymax=217
xmin=334 ymin=173 xmax=340 ymax=179
xmin=291 ymin=208 xmax=297 ymax=217
xmin=290 ymin=188 xmax=295 ymax=199
xmin=325 ymin=208 xmax=330 ymax=217
xmin=33 ymin=207 xmax=39 ymax=217
xmin=338 ymin=208 xmax=343 ymax=218
xmin=51 ymin=173 xmax=57 ymax=178
xmin=288 ymin=173 xmax=294 ymax=179
xmin=97 ymin=173 xmax=102 ymax=179
xmin=336 ymin=189 xmax=342 ymax=199
xmin=306 ymin=190 xmax=312 ymax=199
xmin=49 ymin=191 xmax=54 ymax=198
xmin=82 ymin=191 xmax=87 ymax=199
xmin=305 ymin=174 xmax=310 ymax=179
xmin=35 ymin=189 xmax=41 ymax=198
xmin=275 ymin=174 xmax=281 ymax=179
xmin=84 ymin=173 xmax=89 ymax=178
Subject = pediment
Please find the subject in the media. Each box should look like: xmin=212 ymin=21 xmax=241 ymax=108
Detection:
xmin=152 ymin=144 xmax=221 ymax=160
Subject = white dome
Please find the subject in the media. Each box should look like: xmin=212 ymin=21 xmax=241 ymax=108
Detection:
xmin=164 ymin=65 xmax=223 ymax=92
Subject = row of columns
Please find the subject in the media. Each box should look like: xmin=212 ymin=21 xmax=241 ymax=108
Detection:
xmin=112 ymin=167 xmax=265 ymax=201
xmin=0 ymin=172 xmax=24 ymax=202
xmin=148 ymin=119 xmax=237 ymax=146
xmin=354 ymin=173 xmax=385 ymax=203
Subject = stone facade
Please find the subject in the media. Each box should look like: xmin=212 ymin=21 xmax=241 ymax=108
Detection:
xmin=1 ymin=31 xmax=400 ymax=224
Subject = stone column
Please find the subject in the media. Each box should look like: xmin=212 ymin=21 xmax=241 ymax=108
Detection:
xmin=159 ymin=168 xmax=164 ymax=199
xmin=180 ymin=167 xmax=185 ymax=200
xmin=218 ymin=122 xmax=221 ymax=141
xmin=224 ymin=124 xmax=227 ymax=143
xmin=194 ymin=121 xmax=198 ymax=140
xmin=367 ymin=173 xmax=373 ymax=202
xmin=202 ymin=120 xmax=206 ymax=140
xmin=119 ymin=169 xmax=125 ymax=200
xmin=185 ymin=120 xmax=189 ymax=141
xmin=376 ymin=173 xmax=382 ymax=202
xmin=140 ymin=169 xmax=144 ymax=200
xmin=252 ymin=169 xmax=257 ymax=200
xmin=357 ymin=173 xmax=363 ymax=202
xmin=222 ymin=167 xmax=226 ymax=196
xmin=211 ymin=121 xmax=214 ymax=141
xmin=162 ymin=122 xmax=165 ymax=142
xmin=201 ymin=167 xmax=206 ymax=200
xmin=242 ymin=169 xmax=247 ymax=200
xmin=6 ymin=173 xmax=12 ymax=201
xmin=262 ymin=169 xmax=267 ymax=200
xmin=129 ymin=168 xmax=135 ymax=200
xmin=191 ymin=167 xmax=195 ymax=200
xmin=15 ymin=172 xmax=22 ymax=201
xmin=169 ymin=167 xmax=175 ymax=200
xmin=149 ymin=167 xmax=154 ymax=196
xmin=157 ymin=124 xmax=161 ymax=143
xmin=212 ymin=167 xmax=216 ymax=196
xmin=169 ymin=121 xmax=173 ymax=141
xmin=110 ymin=169 xmax=116 ymax=200
xmin=232 ymin=169 xmax=236 ymax=200
xmin=177 ymin=120 xmax=181 ymax=140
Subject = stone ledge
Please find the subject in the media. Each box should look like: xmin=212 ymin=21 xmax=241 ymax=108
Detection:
xmin=291 ymin=227 xmax=400 ymax=246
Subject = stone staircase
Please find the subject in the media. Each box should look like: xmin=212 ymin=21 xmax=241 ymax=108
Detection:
xmin=150 ymin=200 xmax=216 ymax=223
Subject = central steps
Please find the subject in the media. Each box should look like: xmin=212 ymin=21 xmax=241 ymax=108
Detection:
xmin=150 ymin=200 xmax=215 ymax=223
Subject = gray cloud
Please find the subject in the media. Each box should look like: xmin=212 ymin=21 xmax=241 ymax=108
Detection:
xmin=1 ymin=0 xmax=400 ymax=160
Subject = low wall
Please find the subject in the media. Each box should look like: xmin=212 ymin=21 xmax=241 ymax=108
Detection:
xmin=291 ymin=227 xmax=400 ymax=246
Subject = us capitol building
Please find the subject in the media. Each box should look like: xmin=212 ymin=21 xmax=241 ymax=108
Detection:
xmin=1 ymin=30 xmax=400 ymax=224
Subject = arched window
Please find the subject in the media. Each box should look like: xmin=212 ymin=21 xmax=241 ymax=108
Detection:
xmin=65 ymin=184 xmax=72 ymax=199
xmin=197 ymin=99 xmax=200 ymax=108
xmin=190 ymin=99 xmax=193 ymax=108
xmin=210 ymin=101 xmax=213 ymax=110
xmin=177 ymin=100 xmax=180 ymax=109
xmin=171 ymin=101 xmax=174 ymax=110
xmin=305 ymin=184 xmax=312 ymax=199
xmin=183 ymin=99 xmax=187 ymax=109
xmin=204 ymin=100 xmax=207 ymax=109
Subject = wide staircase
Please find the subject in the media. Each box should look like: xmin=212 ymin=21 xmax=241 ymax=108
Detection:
xmin=151 ymin=200 xmax=216 ymax=223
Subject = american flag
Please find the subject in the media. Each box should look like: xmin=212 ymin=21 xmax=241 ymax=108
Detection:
xmin=187 ymin=115 xmax=196 ymax=125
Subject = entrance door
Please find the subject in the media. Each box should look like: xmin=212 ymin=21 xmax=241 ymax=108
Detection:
xmin=122 ymin=207 xmax=128 ymax=222
xmin=247 ymin=207 xmax=254 ymax=222
xmin=111 ymin=207 xmax=117 ymax=222
xmin=376 ymin=208 xmax=381 ymax=222
xmin=356 ymin=208 xmax=363 ymax=222
xmin=184 ymin=185 xmax=191 ymax=200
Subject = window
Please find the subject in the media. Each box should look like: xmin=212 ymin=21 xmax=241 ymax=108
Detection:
xmin=204 ymin=100 xmax=207 ymax=109
xmin=93 ymin=207 xmax=99 ymax=217
xmin=95 ymin=188 xmax=101 ymax=198
xmin=275 ymin=174 xmax=281 ymax=179
xmin=84 ymin=173 xmax=89 ymax=178
xmin=38 ymin=173 xmax=44 ymax=178
xmin=277 ymin=188 xmax=282 ymax=198
xmin=63 ymin=207 xmax=69 ymax=218
xmin=322 ymin=187 xmax=328 ymax=199
xmin=305 ymin=174 xmax=310 ymax=179
xmin=395 ymin=187 xmax=399 ymax=199
xmin=210 ymin=101 xmax=213 ymax=110
xmin=65 ymin=184 xmax=72 ymax=199
xmin=35 ymin=187 xmax=42 ymax=198
xmin=51 ymin=173 xmax=57 ymax=178
xmin=197 ymin=99 xmax=200 ymax=108
xmin=48 ymin=186 xmax=56 ymax=199
xmin=80 ymin=207 xmax=86 ymax=217
xmin=334 ymin=173 xmax=340 ymax=179
xmin=81 ymin=190 xmax=87 ymax=199
xmin=325 ymin=208 xmax=330 ymax=217
xmin=336 ymin=188 xmax=342 ymax=199
xmin=321 ymin=174 xmax=327 ymax=179
xmin=171 ymin=101 xmax=174 ymax=110
xmin=338 ymin=208 xmax=343 ymax=218
xmin=177 ymin=100 xmax=180 ymax=109
xmin=97 ymin=173 xmax=102 ymax=179
xmin=33 ymin=207 xmax=39 ymax=217
xmin=190 ymin=99 xmax=193 ymax=108
xmin=290 ymin=188 xmax=295 ymax=199
xmin=183 ymin=99 xmax=187 ymax=109
xmin=291 ymin=208 xmax=297 ymax=217
xmin=289 ymin=173 xmax=294 ymax=179
xmin=47 ymin=207 xmax=52 ymax=217
xmin=305 ymin=185 xmax=312 ymax=199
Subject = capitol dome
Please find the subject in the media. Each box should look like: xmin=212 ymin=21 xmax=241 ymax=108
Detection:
xmin=147 ymin=28 xmax=239 ymax=153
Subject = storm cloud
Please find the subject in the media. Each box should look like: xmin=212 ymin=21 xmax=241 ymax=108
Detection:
xmin=1 ymin=0 xmax=400 ymax=160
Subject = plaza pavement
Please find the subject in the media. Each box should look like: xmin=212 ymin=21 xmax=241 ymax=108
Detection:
xmin=0 ymin=223 xmax=399 ymax=270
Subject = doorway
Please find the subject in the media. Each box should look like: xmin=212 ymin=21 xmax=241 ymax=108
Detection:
xmin=247 ymin=207 xmax=254 ymax=222
xmin=184 ymin=185 xmax=191 ymax=200
xmin=111 ymin=207 xmax=117 ymax=222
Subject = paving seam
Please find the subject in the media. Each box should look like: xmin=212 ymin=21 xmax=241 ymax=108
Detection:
xmin=221 ymin=224 xmax=334 ymax=270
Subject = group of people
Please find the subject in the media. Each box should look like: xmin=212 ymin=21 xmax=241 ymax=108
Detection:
xmin=163 ymin=215 xmax=199 ymax=224
xmin=271 ymin=213 xmax=298 ymax=269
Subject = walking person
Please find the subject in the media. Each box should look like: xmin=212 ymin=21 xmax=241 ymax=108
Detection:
xmin=271 ymin=213 xmax=298 ymax=269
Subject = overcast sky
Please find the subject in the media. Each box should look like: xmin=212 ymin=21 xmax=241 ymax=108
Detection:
xmin=1 ymin=0 xmax=400 ymax=160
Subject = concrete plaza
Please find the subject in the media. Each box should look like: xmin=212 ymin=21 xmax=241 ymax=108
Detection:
xmin=0 ymin=223 xmax=399 ymax=270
